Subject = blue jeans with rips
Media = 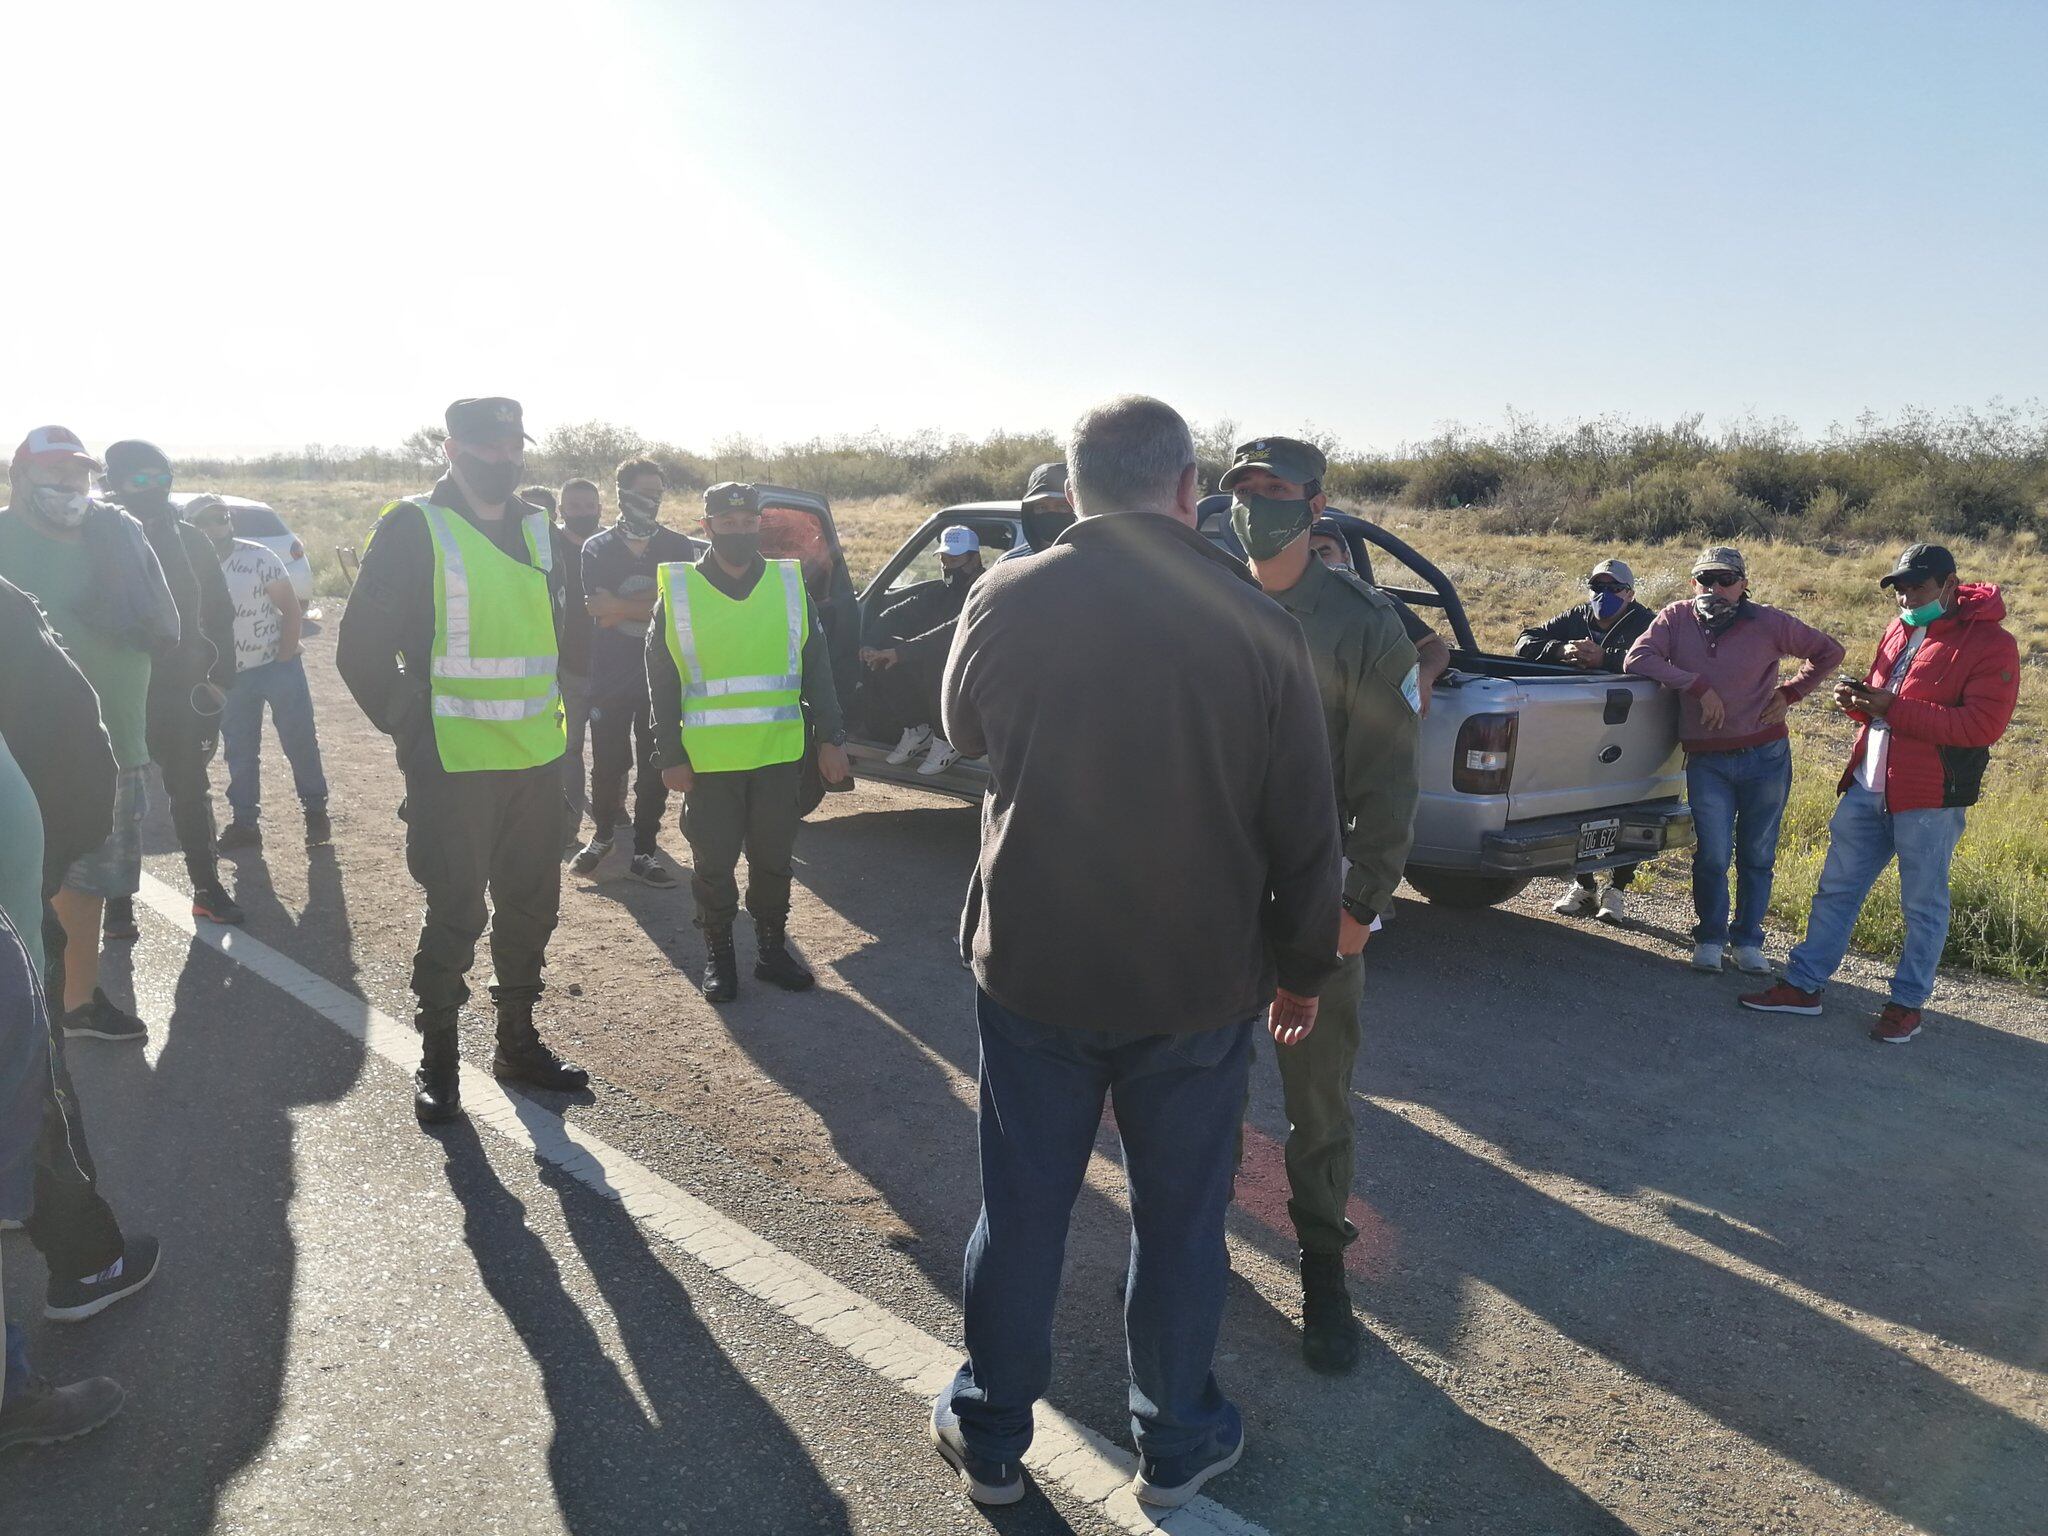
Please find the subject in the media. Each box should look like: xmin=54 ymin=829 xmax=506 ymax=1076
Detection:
xmin=1686 ymin=737 xmax=1793 ymax=947
xmin=941 ymin=990 xmax=1251 ymax=1483
xmin=1784 ymin=786 xmax=1966 ymax=1009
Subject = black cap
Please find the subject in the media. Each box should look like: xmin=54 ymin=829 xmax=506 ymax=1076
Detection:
xmin=703 ymin=481 xmax=758 ymax=515
xmin=1879 ymin=543 xmax=1957 ymax=589
xmin=1021 ymin=461 xmax=1068 ymax=506
xmin=103 ymin=439 xmax=173 ymax=479
xmin=1219 ymin=435 xmax=1327 ymax=492
xmin=444 ymin=397 xmax=534 ymax=445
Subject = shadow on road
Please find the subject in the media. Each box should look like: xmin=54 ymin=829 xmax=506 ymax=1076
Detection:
xmin=433 ymin=1121 xmax=855 ymax=1536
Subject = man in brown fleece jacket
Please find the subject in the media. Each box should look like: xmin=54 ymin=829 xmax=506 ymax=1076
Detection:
xmin=926 ymin=395 xmax=1340 ymax=1512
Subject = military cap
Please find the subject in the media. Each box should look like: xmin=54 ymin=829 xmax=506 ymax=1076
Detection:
xmin=1219 ymin=435 xmax=1328 ymax=492
xmin=703 ymin=481 xmax=759 ymax=515
xmin=444 ymin=397 xmax=533 ymax=444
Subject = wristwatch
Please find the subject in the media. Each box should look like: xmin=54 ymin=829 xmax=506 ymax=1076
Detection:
xmin=1341 ymin=893 xmax=1376 ymax=923
xmin=826 ymin=728 xmax=849 ymax=747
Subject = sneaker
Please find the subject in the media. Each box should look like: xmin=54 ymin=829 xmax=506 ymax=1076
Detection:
xmin=1732 ymin=944 xmax=1772 ymax=975
xmin=46 ymin=1234 xmax=162 ymax=1322
xmin=886 ymin=725 xmax=933 ymax=766
xmin=303 ymin=806 xmax=333 ymax=849
xmin=0 ymin=1217 xmax=21 ymax=1231
xmin=218 ymin=821 xmax=264 ymax=853
xmin=100 ymin=896 xmax=140 ymax=942
xmin=570 ymin=836 xmax=614 ymax=876
xmin=60 ymin=990 xmax=146 ymax=1043
xmin=191 ymin=881 xmax=246 ymax=925
xmin=1871 ymin=1004 xmax=1923 ymax=1044
xmin=1133 ymin=1426 xmax=1245 ymax=1509
xmin=1739 ymin=981 xmax=1823 ymax=1016
xmin=1596 ymin=886 xmax=1628 ymax=922
xmin=1690 ymin=943 xmax=1724 ymax=972
xmin=1552 ymin=884 xmax=1598 ymax=917
xmin=627 ymin=853 xmax=677 ymax=889
xmin=918 ymin=736 xmax=961 ymax=776
xmin=0 ymin=1375 xmax=125 ymax=1451
xmin=928 ymin=1400 xmax=1024 ymax=1506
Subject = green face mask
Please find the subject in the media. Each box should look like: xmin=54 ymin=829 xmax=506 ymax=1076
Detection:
xmin=1901 ymin=596 xmax=1946 ymax=627
xmin=1230 ymin=492 xmax=1314 ymax=561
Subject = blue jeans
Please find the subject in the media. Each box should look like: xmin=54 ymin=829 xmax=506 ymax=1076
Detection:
xmin=943 ymin=991 xmax=1251 ymax=1479
xmin=222 ymin=656 xmax=329 ymax=825
xmin=1686 ymin=737 xmax=1792 ymax=947
xmin=1785 ymin=786 xmax=1966 ymax=1009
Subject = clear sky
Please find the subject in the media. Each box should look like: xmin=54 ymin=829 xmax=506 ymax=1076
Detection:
xmin=8 ymin=0 xmax=2044 ymax=459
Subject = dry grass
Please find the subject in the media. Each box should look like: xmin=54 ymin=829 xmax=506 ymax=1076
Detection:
xmin=229 ymin=478 xmax=2044 ymax=984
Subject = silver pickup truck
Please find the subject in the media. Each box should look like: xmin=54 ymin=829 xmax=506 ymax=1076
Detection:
xmin=781 ymin=491 xmax=1693 ymax=909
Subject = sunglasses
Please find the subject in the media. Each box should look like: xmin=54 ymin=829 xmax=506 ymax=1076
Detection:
xmin=1589 ymin=580 xmax=1622 ymax=594
xmin=1694 ymin=571 xmax=1742 ymax=588
xmin=124 ymin=471 xmax=174 ymax=490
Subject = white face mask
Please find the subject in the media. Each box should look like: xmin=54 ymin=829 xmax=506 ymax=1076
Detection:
xmin=31 ymin=484 xmax=92 ymax=528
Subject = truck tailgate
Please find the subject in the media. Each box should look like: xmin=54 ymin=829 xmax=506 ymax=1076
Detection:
xmin=1506 ymin=674 xmax=1683 ymax=822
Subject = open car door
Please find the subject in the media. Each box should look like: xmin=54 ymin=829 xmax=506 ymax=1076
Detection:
xmin=751 ymin=484 xmax=862 ymax=706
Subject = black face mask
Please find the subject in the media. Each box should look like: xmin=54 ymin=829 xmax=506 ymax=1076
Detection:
xmin=943 ymin=560 xmax=981 ymax=588
xmin=455 ymin=451 xmax=523 ymax=506
xmin=564 ymin=517 xmax=601 ymax=542
xmin=710 ymin=530 xmax=761 ymax=566
xmin=1021 ymin=503 xmax=1074 ymax=551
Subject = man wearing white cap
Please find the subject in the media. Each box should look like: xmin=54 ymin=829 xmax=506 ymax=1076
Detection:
xmin=862 ymin=523 xmax=985 ymax=775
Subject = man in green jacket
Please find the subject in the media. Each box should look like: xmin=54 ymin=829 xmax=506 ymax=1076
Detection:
xmin=1224 ymin=435 xmax=1421 ymax=1374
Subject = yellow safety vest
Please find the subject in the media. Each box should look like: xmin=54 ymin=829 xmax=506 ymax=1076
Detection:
xmin=389 ymin=498 xmax=565 ymax=774
xmin=657 ymin=558 xmax=807 ymax=773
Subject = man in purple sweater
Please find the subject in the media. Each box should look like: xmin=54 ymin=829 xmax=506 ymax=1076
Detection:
xmin=1625 ymin=547 xmax=1844 ymax=973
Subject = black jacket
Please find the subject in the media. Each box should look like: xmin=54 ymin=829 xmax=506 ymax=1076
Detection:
xmin=942 ymin=511 xmax=1340 ymax=1034
xmin=336 ymin=477 xmax=587 ymax=769
xmin=0 ymin=578 xmax=117 ymax=893
xmin=645 ymin=552 xmax=845 ymax=771
xmin=126 ymin=503 xmax=235 ymax=696
xmin=864 ymin=571 xmax=976 ymax=664
xmin=1514 ymin=600 xmax=1654 ymax=671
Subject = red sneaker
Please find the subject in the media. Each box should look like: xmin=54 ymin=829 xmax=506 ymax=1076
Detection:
xmin=1738 ymin=982 xmax=1822 ymax=1016
xmin=1870 ymin=1004 xmax=1922 ymax=1044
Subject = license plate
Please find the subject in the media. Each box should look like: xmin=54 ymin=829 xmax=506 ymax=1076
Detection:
xmin=1576 ymin=817 xmax=1621 ymax=861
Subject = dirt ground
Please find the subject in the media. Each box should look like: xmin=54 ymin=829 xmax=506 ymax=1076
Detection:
xmin=161 ymin=608 xmax=2048 ymax=1535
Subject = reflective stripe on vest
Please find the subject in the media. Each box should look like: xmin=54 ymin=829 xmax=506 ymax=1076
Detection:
xmin=408 ymin=500 xmax=565 ymax=773
xmin=659 ymin=559 xmax=807 ymax=771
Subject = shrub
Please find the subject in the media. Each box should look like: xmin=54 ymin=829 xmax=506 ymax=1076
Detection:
xmin=919 ymin=464 xmax=1002 ymax=505
xmin=1402 ymin=443 xmax=1512 ymax=508
xmin=1867 ymin=462 xmax=2041 ymax=539
xmin=1578 ymin=464 xmax=1774 ymax=543
xmin=1327 ymin=460 xmax=1410 ymax=502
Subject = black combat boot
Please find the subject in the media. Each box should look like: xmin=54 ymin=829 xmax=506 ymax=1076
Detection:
xmin=701 ymin=926 xmax=740 ymax=1003
xmin=491 ymin=998 xmax=590 ymax=1092
xmin=1300 ymin=1252 xmax=1365 ymax=1375
xmin=414 ymin=1021 xmax=462 ymax=1124
xmin=753 ymin=921 xmax=815 ymax=992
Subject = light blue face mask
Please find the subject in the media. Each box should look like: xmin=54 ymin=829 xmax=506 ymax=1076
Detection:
xmin=1901 ymin=596 xmax=1946 ymax=627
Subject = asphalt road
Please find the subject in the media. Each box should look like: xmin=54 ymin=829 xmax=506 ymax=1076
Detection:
xmin=4 ymin=613 xmax=2045 ymax=1535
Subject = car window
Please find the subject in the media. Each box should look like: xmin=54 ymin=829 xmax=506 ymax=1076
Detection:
xmin=888 ymin=519 xmax=1016 ymax=592
xmin=758 ymin=505 xmax=835 ymax=598
xmin=230 ymin=506 xmax=289 ymax=538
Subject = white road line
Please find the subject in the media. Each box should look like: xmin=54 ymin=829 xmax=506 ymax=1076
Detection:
xmin=137 ymin=874 xmax=1271 ymax=1536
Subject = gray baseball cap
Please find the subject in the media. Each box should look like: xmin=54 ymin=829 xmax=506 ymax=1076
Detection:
xmin=1590 ymin=558 xmax=1635 ymax=587
xmin=1690 ymin=545 xmax=1746 ymax=578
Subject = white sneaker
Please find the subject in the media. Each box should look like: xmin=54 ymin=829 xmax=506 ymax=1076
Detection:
xmin=918 ymin=736 xmax=961 ymax=776
xmin=886 ymin=725 xmax=932 ymax=766
xmin=1552 ymin=884 xmax=1598 ymax=917
xmin=1691 ymin=942 xmax=1724 ymax=971
xmin=1596 ymin=886 xmax=1627 ymax=922
xmin=1733 ymin=944 xmax=1772 ymax=974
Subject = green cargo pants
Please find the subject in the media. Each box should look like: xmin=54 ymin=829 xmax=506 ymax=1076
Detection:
xmin=682 ymin=758 xmax=803 ymax=931
xmin=1272 ymin=950 xmax=1366 ymax=1256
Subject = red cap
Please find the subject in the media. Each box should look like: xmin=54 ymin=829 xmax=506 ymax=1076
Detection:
xmin=12 ymin=425 xmax=102 ymax=473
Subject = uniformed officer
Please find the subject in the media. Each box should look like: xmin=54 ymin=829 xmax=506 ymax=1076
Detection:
xmin=646 ymin=482 xmax=849 ymax=1003
xmin=1224 ymin=435 xmax=1421 ymax=1373
xmin=336 ymin=397 xmax=589 ymax=1123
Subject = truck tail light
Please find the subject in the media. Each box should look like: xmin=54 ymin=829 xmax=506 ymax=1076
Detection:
xmin=289 ymin=539 xmax=305 ymax=562
xmin=1453 ymin=712 xmax=1519 ymax=794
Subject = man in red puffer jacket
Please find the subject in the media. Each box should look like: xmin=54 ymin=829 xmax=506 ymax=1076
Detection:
xmin=1741 ymin=544 xmax=2021 ymax=1043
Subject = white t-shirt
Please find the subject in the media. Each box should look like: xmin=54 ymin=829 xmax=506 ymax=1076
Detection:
xmin=1853 ymin=625 xmax=1927 ymax=793
xmin=219 ymin=539 xmax=291 ymax=672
